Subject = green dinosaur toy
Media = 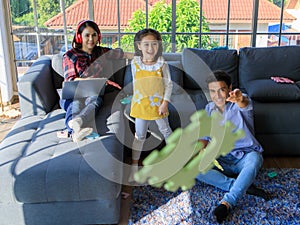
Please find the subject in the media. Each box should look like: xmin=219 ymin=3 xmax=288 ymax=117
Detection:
xmin=134 ymin=109 xmax=245 ymax=192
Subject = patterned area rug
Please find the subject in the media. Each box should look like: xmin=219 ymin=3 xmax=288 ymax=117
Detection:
xmin=129 ymin=168 xmax=300 ymax=225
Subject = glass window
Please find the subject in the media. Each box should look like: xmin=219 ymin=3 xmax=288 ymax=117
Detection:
xmin=9 ymin=0 xmax=300 ymax=79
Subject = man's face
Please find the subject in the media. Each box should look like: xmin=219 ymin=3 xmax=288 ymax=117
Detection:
xmin=208 ymin=81 xmax=231 ymax=112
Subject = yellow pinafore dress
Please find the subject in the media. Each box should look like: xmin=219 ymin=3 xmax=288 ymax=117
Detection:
xmin=130 ymin=62 xmax=165 ymax=120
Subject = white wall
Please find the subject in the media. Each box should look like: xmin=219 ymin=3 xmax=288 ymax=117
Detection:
xmin=209 ymin=22 xmax=270 ymax=47
xmin=286 ymin=9 xmax=300 ymax=31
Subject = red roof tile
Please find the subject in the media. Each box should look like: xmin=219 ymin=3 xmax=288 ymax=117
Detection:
xmin=44 ymin=0 xmax=295 ymax=29
xmin=45 ymin=0 xmax=146 ymax=29
xmin=286 ymin=0 xmax=300 ymax=9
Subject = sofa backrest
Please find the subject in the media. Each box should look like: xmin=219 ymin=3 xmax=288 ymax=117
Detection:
xmin=182 ymin=48 xmax=239 ymax=91
xmin=239 ymin=46 xmax=300 ymax=102
xmin=18 ymin=56 xmax=60 ymax=117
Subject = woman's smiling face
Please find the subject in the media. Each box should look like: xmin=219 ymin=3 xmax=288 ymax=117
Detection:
xmin=81 ymin=26 xmax=99 ymax=54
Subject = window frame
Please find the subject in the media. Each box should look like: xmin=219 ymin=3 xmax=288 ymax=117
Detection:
xmin=10 ymin=0 xmax=300 ymax=66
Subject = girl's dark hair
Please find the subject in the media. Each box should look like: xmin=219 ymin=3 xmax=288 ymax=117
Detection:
xmin=134 ymin=28 xmax=163 ymax=61
xmin=72 ymin=20 xmax=101 ymax=49
xmin=206 ymin=70 xmax=232 ymax=88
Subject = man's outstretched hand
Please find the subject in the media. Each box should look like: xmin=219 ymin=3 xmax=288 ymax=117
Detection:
xmin=226 ymin=89 xmax=243 ymax=103
xmin=226 ymin=89 xmax=249 ymax=108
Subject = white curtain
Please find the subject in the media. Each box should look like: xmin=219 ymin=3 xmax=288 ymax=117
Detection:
xmin=0 ymin=0 xmax=17 ymax=103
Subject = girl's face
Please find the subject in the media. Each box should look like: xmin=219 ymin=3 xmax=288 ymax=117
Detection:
xmin=81 ymin=26 xmax=99 ymax=54
xmin=137 ymin=34 xmax=159 ymax=62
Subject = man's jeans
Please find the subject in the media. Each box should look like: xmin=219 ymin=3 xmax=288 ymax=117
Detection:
xmin=196 ymin=150 xmax=263 ymax=208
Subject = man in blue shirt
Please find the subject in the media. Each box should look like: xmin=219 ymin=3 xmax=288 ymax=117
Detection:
xmin=196 ymin=70 xmax=270 ymax=223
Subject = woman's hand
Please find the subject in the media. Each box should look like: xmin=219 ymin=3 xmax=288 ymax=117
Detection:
xmin=74 ymin=77 xmax=86 ymax=81
xmin=106 ymin=80 xmax=122 ymax=90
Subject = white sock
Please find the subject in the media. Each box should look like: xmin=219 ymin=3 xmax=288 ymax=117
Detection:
xmin=68 ymin=117 xmax=83 ymax=133
xmin=132 ymin=136 xmax=144 ymax=161
xmin=72 ymin=127 xmax=93 ymax=142
xmin=128 ymin=163 xmax=139 ymax=183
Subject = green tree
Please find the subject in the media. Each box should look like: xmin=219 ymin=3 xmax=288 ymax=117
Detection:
xmin=10 ymin=0 xmax=31 ymax=19
xmin=118 ymin=0 xmax=214 ymax=52
xmin=12 ymin=0 xmax=75 ymax=27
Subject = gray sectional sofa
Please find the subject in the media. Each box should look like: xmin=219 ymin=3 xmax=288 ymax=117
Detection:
xmin=125 ymin=46 xmax=300 ymax=156
xmin=0 ymin=55 xmax=127 ymax=225
xmin=0 ymin=45 xmax=300 ymax=225
xmin=238 ymin=46 xmax=300 ymax=156
xmin=178 ymin=46 xmax=300 ymax=156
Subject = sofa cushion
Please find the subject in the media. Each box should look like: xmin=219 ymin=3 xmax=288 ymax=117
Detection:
xmin=123 ymin=65 xmax=133 ymax=96
xmin=168 ymin=89 xmax=208 ymax=129
xmin=52 ymin=54 xmax=64 ymax=77
xmin=109 ymin=58 xmax=126 ymax=88
xmin=51 ymin=54 xmax=65 ymax=89
xmin=163 ymin=52 xmax=182 ymax=61
xmin=182 ymin=48 xmax=239 ymax=90
xmin=8 ymin=109 xmax=123 ymax=204
xmin=239 ymin=46 xmax=300 ymax=92
xmin=254 ymin=101 xmax=300 ymax=134
xmin=167 ymin=61 xmax=184 ymax=95
xmin=246 ymin=79 xmax=300 ymax=102
xmin=253 ymin=101 xmax=300 ymax=155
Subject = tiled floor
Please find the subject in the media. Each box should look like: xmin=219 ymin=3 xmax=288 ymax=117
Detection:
xmin=0 ymin=116 xmax=19 ymax=140
xmin=0 ymin=99 xmax=21 ymax=141
xmin=1 ymin=99 xmax=299 ymax=225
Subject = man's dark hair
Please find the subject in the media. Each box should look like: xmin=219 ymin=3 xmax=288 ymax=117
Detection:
xmin=206 ymin=70 xmax=231 ymax=88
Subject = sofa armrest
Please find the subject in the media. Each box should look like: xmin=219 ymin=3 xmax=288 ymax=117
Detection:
xmin=17 ymin=56 xmax=59 ymax=118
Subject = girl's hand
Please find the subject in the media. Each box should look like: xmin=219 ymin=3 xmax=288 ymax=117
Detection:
xmin=159 ymin=101 xmax=169 ymax=116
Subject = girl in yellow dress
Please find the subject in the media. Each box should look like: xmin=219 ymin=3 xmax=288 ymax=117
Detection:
xmin=129 ymin=28 xmax=173 ymax=182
